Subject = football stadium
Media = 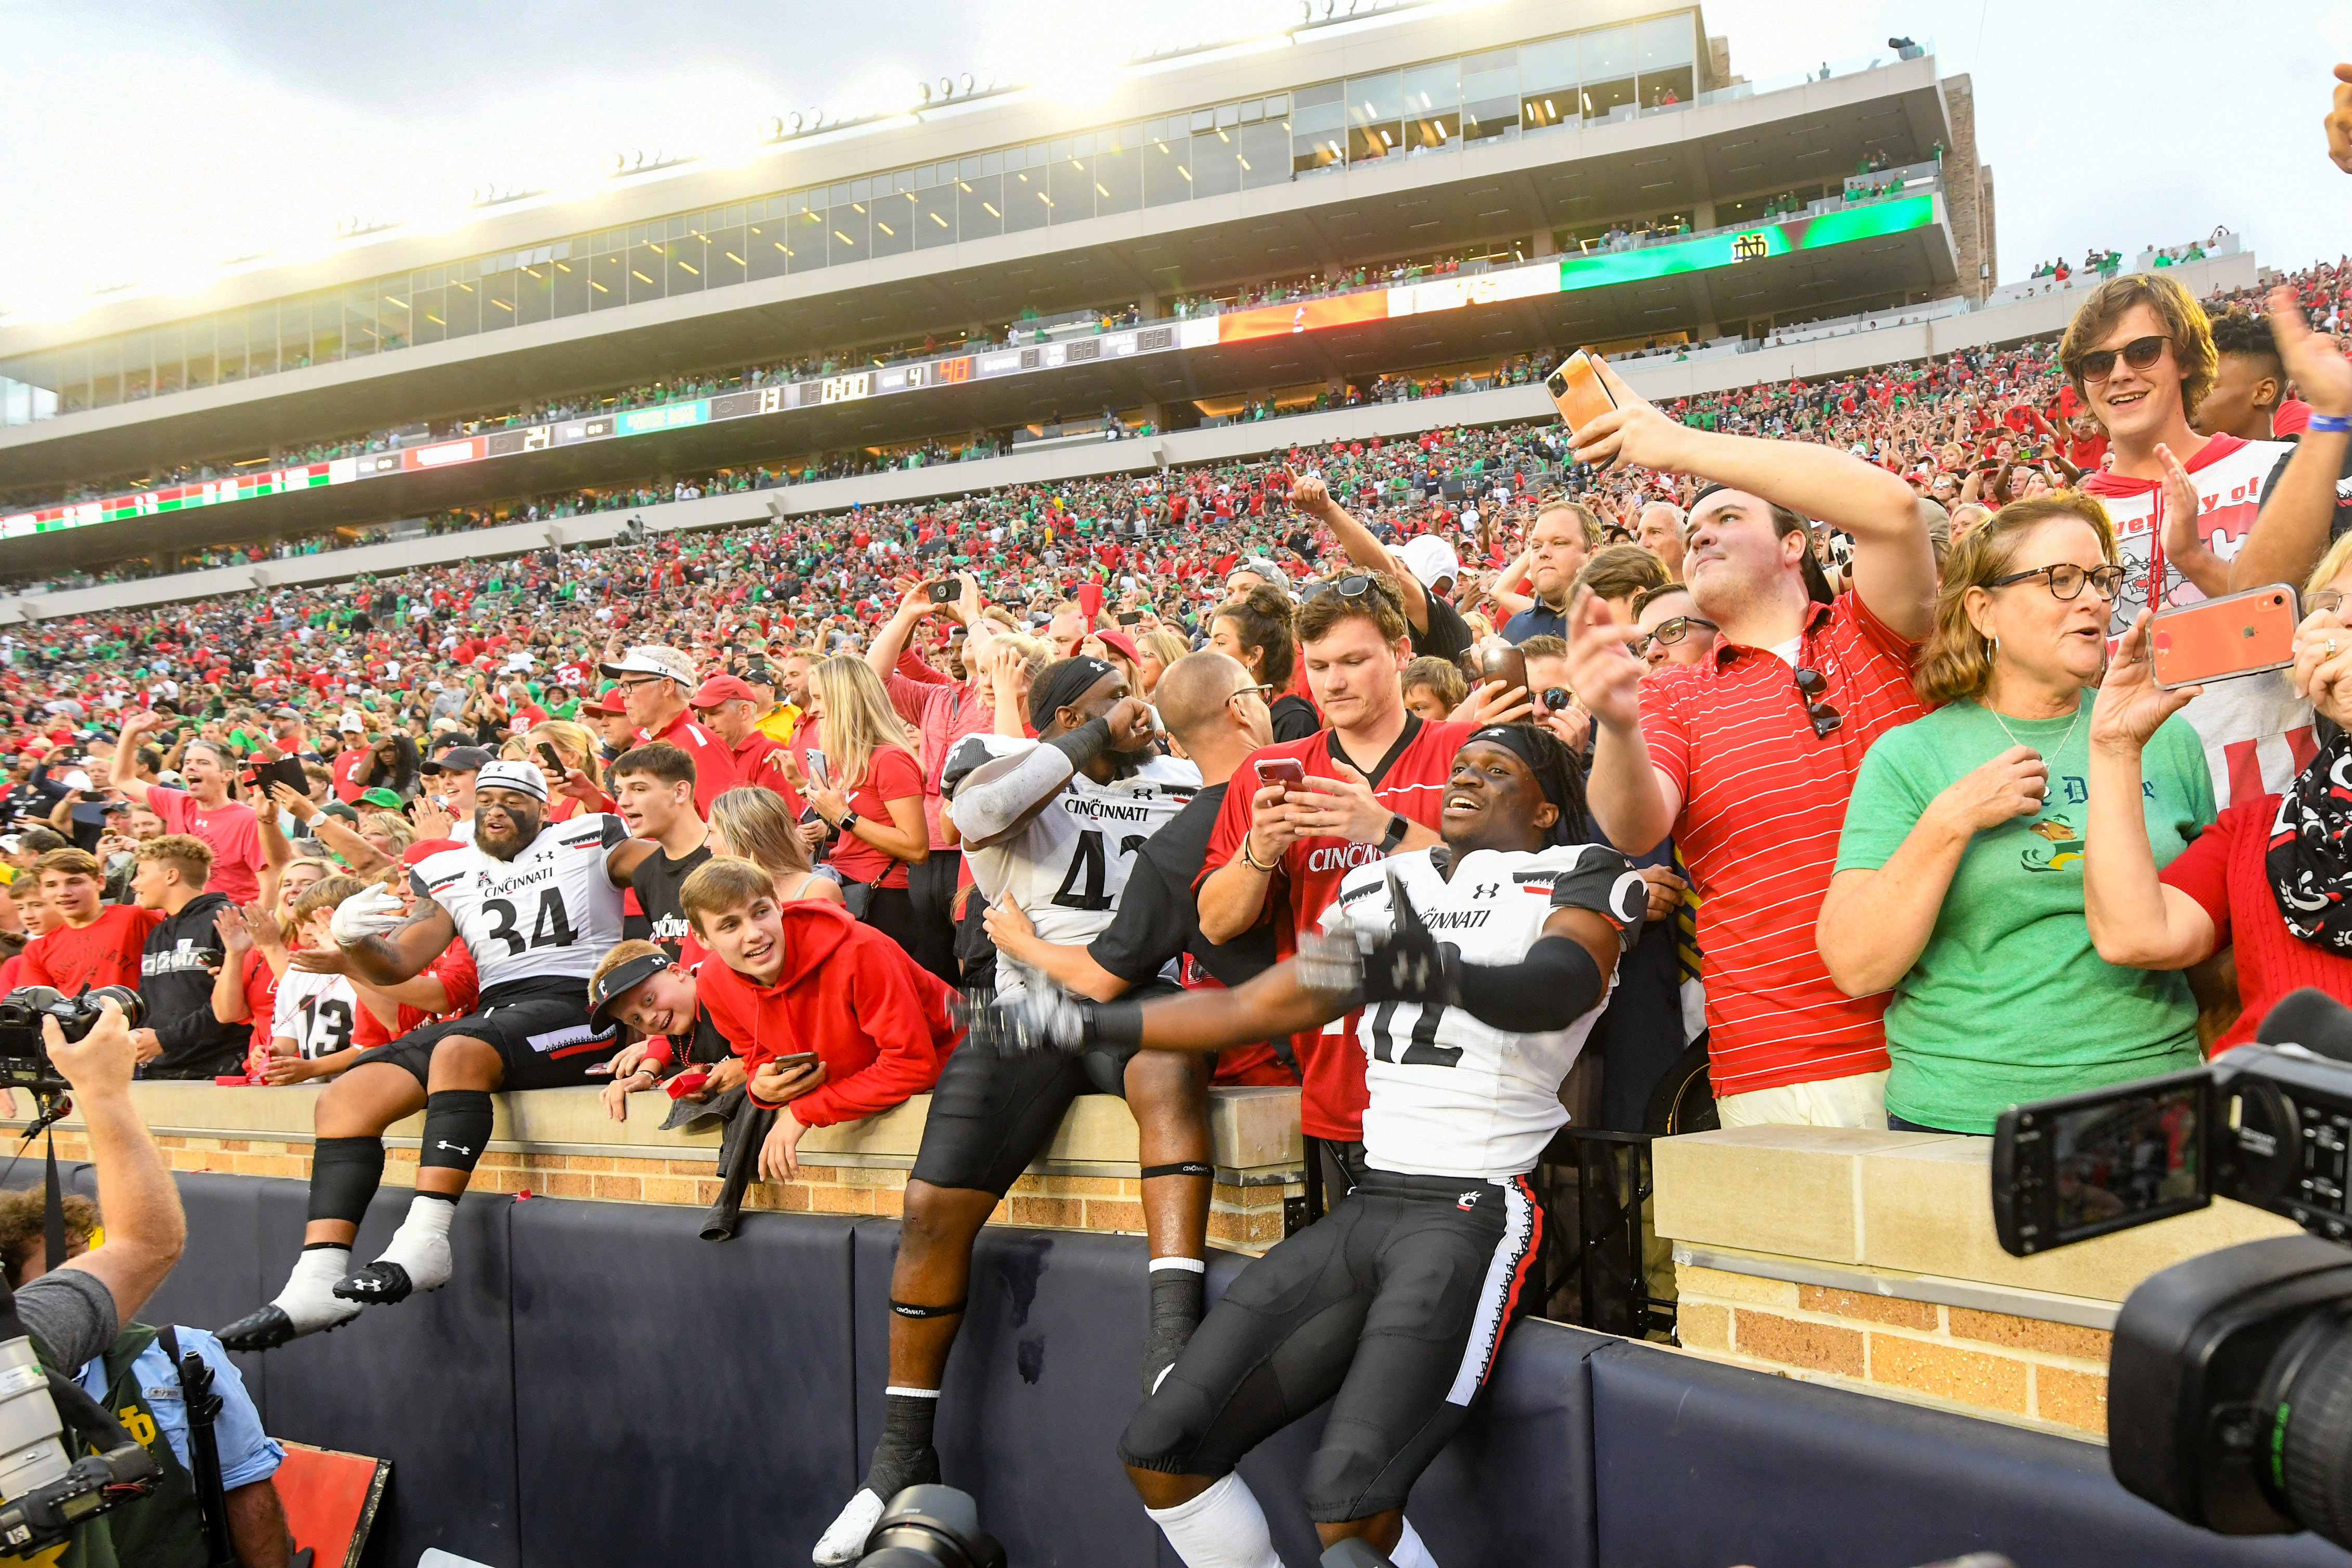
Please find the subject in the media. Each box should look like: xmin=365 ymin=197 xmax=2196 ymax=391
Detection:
xmin=0 ymin=1 xmax=2343 ymax=1564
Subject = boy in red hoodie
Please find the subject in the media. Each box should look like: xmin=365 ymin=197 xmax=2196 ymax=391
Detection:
xmin=680 ymin=857 xmax=958 ymax=1183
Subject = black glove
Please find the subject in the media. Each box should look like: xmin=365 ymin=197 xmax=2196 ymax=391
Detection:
xmin=1356 ymin=873 xmax=1461 ymax=1009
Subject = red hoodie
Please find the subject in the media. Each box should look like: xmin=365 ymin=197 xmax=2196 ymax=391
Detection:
xmin=695 ymin=900 xmax=958 ymax=1127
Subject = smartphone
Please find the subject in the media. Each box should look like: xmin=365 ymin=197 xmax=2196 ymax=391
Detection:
xmin=2151 ymin=584 xmax=2301 ymax=689
xmin=764 ymin=1051 xmax=820 ymax=1072
xmin=927 ymin=580 xmax=961 ymax=604
xmin=536 ymin=742 xmax=566 ymax=776
xmin=1544 ymin=351 xmax=1617 ymax=435
xmin=803 ymin=750 xmax=829 ymax=788
xmin=1458 ymin=643 xmax=1530 ymax=698
xmin=1255 ymin=757 xmax=1307 ymax=792
xmin=1991 ymin=1069 xmax=2212 ymax=1257
xmin=1117 ymin=611 xmax=1143 ymax=626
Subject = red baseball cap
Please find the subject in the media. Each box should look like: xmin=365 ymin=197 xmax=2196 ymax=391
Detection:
xmin=688 ymin=674 xmax=759 ymax=710
xmin=583 ymin=687 xmax=628 ymax=716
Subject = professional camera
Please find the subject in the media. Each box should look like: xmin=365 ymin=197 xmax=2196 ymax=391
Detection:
xmin=853 ymin=1486 xmax=1003 ymax=1568
xmin=0 ymin=986 xmax=144 ymax=1093
xmin=1990 ymin=988 xmax=2352 ymax=1547
xmin=0 ymin=1305 xmax=159 ymax=1556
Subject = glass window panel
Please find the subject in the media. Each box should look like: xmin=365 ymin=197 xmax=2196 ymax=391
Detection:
xmin=1241 ymin=99 xmax=1263 ymax=123
xmin=870 ymin=191 xmax=913 ymax=256
xmin=666 ymin=232 xmax=708 ymax=292
xmin=1582 ymin=72 xmax=1636 ymax=121
xmin=914 ymin=187 xmax=957 ymax=250
xmin=184 ymin=320 xmax=213 ymax=387
xmin=515 ymin=259 xmax=553 ymax=324
xmin=90 ymin=340 xmax=120 ymax=408
xmin=343 ymin=292 xmax=377 ymax=355
xmin=121 ymin=333 xmax=152 ymax=401
xmin=829 ymin=202 xmax=868 ymax=260
xmin=248 ymin=305 xmax=281 ymax=373
xmin=550 ymin=256 xmax=590 ymax=317
xmin=1215 ymin=103 xmax=1239 ymax=129
xmin=1461 ymin=47 xmax=1518 ymax=143
xmin=1585 ymin=24 xmax=1635 ymax=77
xmin=851 ymin=178 xmax=871 ymax=201
xmin=279 ymin=300 xmax=314 ymax=369
xmin=1402 ymin=60 xmax=1459 ymax=153
xmin=779 ymin=212 xmax=823 ymax=275
xmin=376 ymin=283 xmax=409 ymax=346
xmin=979 ymin=152 xmax=1002 ymax=176
xmin=892 ymin=168 xmax=915 ymax=194
xmin=153 ymin=324 xmax=184 ymax=390
xmin=441 ymin=277 xmax=478 ymax=338
xmin=667 ymin=215 xmax=687 ymax=239
xmin=589 ymin=254 xmax=626 ymax=310
xmin=623 ymin=244 xmax=664 ymax=303
xmin=1239 ymin=120 xmax=1288 ymax=189
xmin=1048 ymin=153 xmax=1095 ymax=223
xmin=1640 ymin=65 xmax=1694 ymax=107
xmin=310 ymin=291 xmax=345 ymax=360
xmin=1521 ymin=36 xmax=1577 ymax=129
xmin=1003 ymin=164 xmax=1051 ymax=231
xmin=1144 ymin=132 xmax=1191 ymax=206
xmin=1190 ymin=130 xmax=1240 ymax=197
xmin=1347 ymin=70 xmax=1402 ymax=163
xmin=478 ymin=268 xmax=518 ymax=330
xmin=959 ymin=173 xmax=1004 ymax=238
xmin=1095 ymin=144 xmax=1141 ymax=212
xmin=1639 ymin=15 xmax=1695 ymax=69
xmin=705 ymin=225 xmax=748 ymax=286
xmin=213 ymin=318 xmax=245 ymax=384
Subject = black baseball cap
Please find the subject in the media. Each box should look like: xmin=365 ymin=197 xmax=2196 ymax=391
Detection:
xmin=588 ymin=950 xmax=673 ymax=1031
xmin=420 ymin=745 xmax=493 ymax=776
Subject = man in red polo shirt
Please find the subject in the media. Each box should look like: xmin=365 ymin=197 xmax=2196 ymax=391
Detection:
xmin=599 ymin=645 xmax=737 ymax=815
xmin=1563 ymin=362 xmax=1937 ymax=1129
xmin=1196 ymin=574 xmax=1475 ymax=1172
xmin=688 ymin=674 xmax=799 ymax=803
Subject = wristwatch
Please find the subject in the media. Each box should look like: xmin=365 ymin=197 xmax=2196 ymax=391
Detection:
xmin=1378 ymin=812 xmax=1410 ymax=853
xmin=835 ymin=809 xmax=861 ymax=834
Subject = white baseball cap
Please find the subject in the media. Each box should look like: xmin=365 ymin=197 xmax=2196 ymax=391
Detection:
xmin=597 ymin=645 xmax=697 ymax=687
xmin=1397 ymin=534 xmax=1461 ymax=590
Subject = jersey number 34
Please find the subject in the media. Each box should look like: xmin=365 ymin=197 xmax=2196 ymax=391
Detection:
xmin=484 ymin=890 xmax=577 ymax=956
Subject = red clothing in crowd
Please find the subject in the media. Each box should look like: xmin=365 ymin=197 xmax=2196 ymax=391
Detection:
xmin=146 ymin=785 xmax=268 ymax=905
xmin=1199 ymin=716 xmax=1475 ymax=1141
xmin=727 ymin=728 xmax=804 ymax=809
xmin=884 ymin=651 xmax=996 ymax=849
xmin=20 ymin=906 xmax=161 ymax=994
xmin=636 ymin=710 xmax=738 ymax=817
xmin=694 ymin=900 xmax=958 ymax=1127
xmin=353 ymin=937 xmax=482 ymax=1050
xmin=816 ymin=746 xmax=925 ymax=889
xmin=1640 ymin=592 xmax=1926 ymax=1097
xmin=2159 ymin=795 xmax=2352 ymax=1051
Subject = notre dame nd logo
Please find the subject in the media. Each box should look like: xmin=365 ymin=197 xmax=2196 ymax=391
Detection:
xmin=1731 ymin=231 xmax=1769 ymax=261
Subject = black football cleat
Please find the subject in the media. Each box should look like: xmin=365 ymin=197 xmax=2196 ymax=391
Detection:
xmin=218 ymin=1305 xmax=314 ymax=1352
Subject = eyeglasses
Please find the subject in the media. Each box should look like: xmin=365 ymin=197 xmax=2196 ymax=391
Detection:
xmin=2075 ymin=334 xmax=2171 ymax=383
xmin=1986 ymin=562 xmax=2126 ymax=602
xmin=1228 ymin=682 xmax=1275 ymax=706
xmin=2314 ymin=590 xmax=2345 ymax=616
xmin=1641 ymin=616 xmax=1719 ymax=651
xmin=1794 ymin=667 xmax=1842 ymax=739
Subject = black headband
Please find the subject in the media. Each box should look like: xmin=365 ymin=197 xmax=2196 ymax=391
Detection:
xmin=1465 ymin=725 xmax=1580 ymax=845
xmin=1029 ymin=656 xmax=1116 ymax=730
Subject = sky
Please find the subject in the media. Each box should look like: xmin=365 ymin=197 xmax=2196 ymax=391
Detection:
xmin=0 ymin=0 xmax=2345 ymax=325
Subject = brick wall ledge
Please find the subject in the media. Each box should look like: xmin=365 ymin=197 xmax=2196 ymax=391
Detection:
xmin=1672 ymin=1242 xmax=2119 ymax=1332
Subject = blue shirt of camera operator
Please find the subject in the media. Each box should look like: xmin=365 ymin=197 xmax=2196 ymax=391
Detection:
xmin=73 ymin=1328 xmax=282 ymax=1489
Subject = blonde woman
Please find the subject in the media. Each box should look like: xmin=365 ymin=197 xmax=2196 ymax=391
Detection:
xmin=785 ymin=656 xmax=940 ymax=972
xmin=1135 ymin=628 xmax=1191 ymax=699
xmin=524 ymin=720 xmax=613 ymax=820
xmin=706 ymin=787 xmax=845 ymax=907
xmin=358 ymin=811 xmax=415 ymax=860
xmin=1818 ymin=492 xmax=2213 ymax=1133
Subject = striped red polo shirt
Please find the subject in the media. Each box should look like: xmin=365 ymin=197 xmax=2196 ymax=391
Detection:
xmin=1640 ymin=592 xmax=1927 ymax=1096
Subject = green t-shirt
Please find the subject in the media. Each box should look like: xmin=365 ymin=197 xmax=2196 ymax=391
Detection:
xmin=1835 ymin=694 xmax=2215 ymax=1133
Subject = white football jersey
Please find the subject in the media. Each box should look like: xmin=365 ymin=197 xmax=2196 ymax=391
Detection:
xmin=946 ymin=736 xmax=1201 ymax=996
xmin=1321 ymin=842 xmax=1647 ymax=1180
xmin=410 ymin=814 xmax=628 ymax=992
xmin=271 ymin=969 xmax=361 ymax=1060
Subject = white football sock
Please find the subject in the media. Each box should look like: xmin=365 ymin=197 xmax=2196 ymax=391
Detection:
xmin=270 ymin=1246 xmax=360 ymax=1331
xmin=372 ymin=1193 xmax=456 ymax=1291
xmin=1390 ymin=1518 xmax=1439 ymax=1568
xmin=1144 ymin=1472 xmax=1284 ymax=1568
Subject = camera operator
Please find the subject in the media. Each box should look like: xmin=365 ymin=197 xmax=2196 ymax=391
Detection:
xmin=0 ymin=1192 xmax=289 ymax=1568
xmin=131 ymin=837 xmax=250 ymax=1079
xmin=2 ymin=996 xmax=189 ymax=1565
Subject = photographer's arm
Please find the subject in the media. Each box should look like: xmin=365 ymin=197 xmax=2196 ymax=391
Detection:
xmin=41 ymin=1000 xmax=185 ymax=1325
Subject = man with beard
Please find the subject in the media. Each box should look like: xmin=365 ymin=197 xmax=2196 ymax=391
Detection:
xmin=217 ymin=761 xmax=638 ymax=1351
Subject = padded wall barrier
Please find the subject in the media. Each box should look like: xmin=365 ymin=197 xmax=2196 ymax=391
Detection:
xmin=1588 ymin=1341 xmax=2352 ymax=1568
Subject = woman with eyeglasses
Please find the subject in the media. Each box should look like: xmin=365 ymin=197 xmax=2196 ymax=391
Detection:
xmin=2083 ymin=534 xmax=2352 ymax=1044
xmin=1817 ymin=493 xmax=2215 ymax=1134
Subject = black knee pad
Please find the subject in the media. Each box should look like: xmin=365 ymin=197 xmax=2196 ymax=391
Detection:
xmin=1116 ymin=1377 xmax=1217 ymax=1475
xmin=419 ymin=1089 xmax=495 ymax=1173
xmin=308 ymin=1137 xmax=386 ymax=1226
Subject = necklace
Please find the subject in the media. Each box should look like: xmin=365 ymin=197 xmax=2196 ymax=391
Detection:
xmin=1984 ymin=691 xmax=2085 ymax=767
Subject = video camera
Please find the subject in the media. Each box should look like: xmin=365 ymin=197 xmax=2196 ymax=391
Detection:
xmin=0 ymin=987 xmax=143 ymax=1095
xmin=1990 ymin=988 xmax=2352 ymax=1547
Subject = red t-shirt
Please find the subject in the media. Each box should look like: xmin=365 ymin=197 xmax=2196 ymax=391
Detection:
xmin=638 ymin=712 xmax=739 ymax=817
xmin=728 ymin=731 xmax=804 ymax=811
xmin=331 ymin=748 xmax=370 ymax=802
xmin=20 ymin=906 xmax=162 ymax=994
xmin=2158 ymin=795 xmax=2352 ymax=1051
xmin=147 ymin=786 xmax=266 ymax=905
xmin=823 ymin=747 xmax=925 ymax=890
xmin=1640 ymin=593 xmax=1926 ymax=1096
xmin=1199 ymin=716 xmax=1475 ymax=1140
xmin=353 ymin=937 xmax=481 ymax=1049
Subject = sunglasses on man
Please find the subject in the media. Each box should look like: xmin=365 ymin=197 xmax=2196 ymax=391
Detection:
xmin=2075 ymin=334 xmax=2171 ymax=384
